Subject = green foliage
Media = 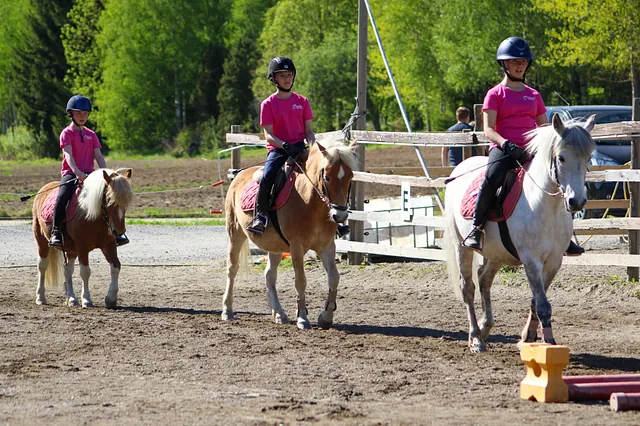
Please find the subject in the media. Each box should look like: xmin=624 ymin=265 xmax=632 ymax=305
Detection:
xmin=11 ymin=0 xmax=73 ymax=158
xmin=0 ymin=126 xmax=42 ymax=160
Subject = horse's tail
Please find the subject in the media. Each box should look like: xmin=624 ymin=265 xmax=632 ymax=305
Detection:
xmin=44 ymin=249 xmax=64 ymax=288
xmin=443 ymin=211 xmax=463 ymax=302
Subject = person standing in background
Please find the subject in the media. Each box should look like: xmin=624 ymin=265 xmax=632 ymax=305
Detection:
xmin=441 ymin=106 xmax=477 ymax=167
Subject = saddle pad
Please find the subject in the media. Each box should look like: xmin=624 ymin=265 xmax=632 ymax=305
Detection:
xmin=241 ymin=172 xmax=297 ymax=212
xmin=460 ymin=167 xmax=525 ymax=222
xmin=41 ymin=187 xmax=80 ymax=223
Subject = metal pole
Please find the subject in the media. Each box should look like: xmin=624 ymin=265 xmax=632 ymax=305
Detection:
xmin=362 ymin=0 xmax=444 ymax=213
xmin=348 ymin=0 xmax=368 ymax=265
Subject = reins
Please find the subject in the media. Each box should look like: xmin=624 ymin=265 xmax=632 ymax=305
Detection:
xmin=20 ymin=178 xmax=80 ymax=202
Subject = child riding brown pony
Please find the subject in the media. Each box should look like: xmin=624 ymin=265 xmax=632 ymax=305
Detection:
xmin=32 ymin=168 xmax=134 ymax=308
xmin=222 ymin=139 xmax=357 ymax=329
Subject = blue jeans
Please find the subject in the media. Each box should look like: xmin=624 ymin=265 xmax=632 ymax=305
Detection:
xmin=256 ymin=149 xmax=288 ymax=213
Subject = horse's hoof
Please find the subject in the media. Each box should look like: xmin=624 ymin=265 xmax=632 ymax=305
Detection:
xmin=82 ymin=300 xmax=94 ymax=308
xmin=297 ymin=319 xmax=312 ymax=330
xmin=105 ymin=297 xmax=117 ymax=309
xmin=544 ymin=338 xmax=558 ymax=345
xmin=221 ymin=311 xmax=235 ymax=321
xmin=317 ymin=314 xmax=333 ymax=330
xmin=469 ymin=338 xmax=486 ymax=353
xmin=273 ymin=312 xmax=289 ymax=325
xmin=36 ymin=298 xmax=46 ymax=306
xmin=67 ymin=298 xmax=78 ymax=307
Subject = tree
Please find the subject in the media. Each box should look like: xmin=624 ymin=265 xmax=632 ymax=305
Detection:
xmin=535 ymin=0 xmax=640 ymax=105
xmin=11 ymin=0 xmax=72 ymax=157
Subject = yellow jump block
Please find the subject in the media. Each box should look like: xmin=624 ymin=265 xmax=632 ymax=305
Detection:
xmin=520 ymin=343 xmax=570 ymax=403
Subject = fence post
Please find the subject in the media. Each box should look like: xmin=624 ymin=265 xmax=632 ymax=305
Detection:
xmin=628 ymin=96 xmax=640 ymax=281
xmin=473 ymin=104 xmax=486 ymax=156
xmin=348 ymin=0 xmax=368 ymax=265
xmin=230 ymin=125 xmax=241 ymax=171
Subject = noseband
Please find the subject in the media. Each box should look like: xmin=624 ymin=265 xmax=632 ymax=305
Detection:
xmin=320 ymin=169 xmax=351 ymax=212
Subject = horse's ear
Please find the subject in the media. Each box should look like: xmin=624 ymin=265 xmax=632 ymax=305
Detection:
xmin=584 ymin=114 xmax=596 ymax=132
xmin=103 ymin=170 xmax=112 ymax=184
xmin=552 ymin=113 xmax=565 ymax=135
xmin=316 ymin=141 xmax=330 ymax=158
xmin=119 ymin=168 xmax=132 ymax=178
xmin=349 ymin=138 xmax=358 ymax=152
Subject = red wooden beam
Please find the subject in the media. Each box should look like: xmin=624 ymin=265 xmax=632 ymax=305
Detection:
xmin=564 ymin=374 xmax=640 ymax=384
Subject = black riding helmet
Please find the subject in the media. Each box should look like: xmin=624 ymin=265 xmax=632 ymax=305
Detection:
xmin=267 ymin=56 xmax=296 ymax=92
xmin=496 ymin=37 xmax=534 ymax=82
xmin=66 ymin=95 xmax=92 ymax=113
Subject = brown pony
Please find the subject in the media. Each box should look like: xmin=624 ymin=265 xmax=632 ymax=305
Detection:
xmin=223 ymin=139 xmax=357 ymax=329
xmin=32 ymin=168 xmax=134 ymax=308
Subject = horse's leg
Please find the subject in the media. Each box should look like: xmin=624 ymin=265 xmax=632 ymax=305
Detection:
xmin=478 ymin=259 xmax=501 ymax=340
xmin=77 ymin=253 xmax=94 ymax=308
xmin=36 ymin=256 xmax=49 ymax=305
xmin=101 ymin=246 xmax=121 ymax=308
xmin=458 ymin=247 xmax=485 ymax=352
xmin=520 ymin=297 xmax=540 ymax=345
xmin=265 ymin=252 xmax=288 ymax=324
xmin=521 ymin=257 xmax=556 ymax=346
xmin=317 ymin=242 xmax=338 ymax=330
xmin=221 ymin=227 xmax=246 ymax=321
xmin=291 ymin=247 xmax=311 ymax=330
xmin=64 ymin=254 xmax=79 ymax=307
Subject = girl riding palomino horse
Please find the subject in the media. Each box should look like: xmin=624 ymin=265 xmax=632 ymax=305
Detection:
xmin=464 ymin=37 xmax=584 ymax=256
xmin=49 ymin=95 xmax=129 ymax=249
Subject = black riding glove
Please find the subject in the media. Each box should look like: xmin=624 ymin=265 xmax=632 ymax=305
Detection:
xmin=282 ymin=142 xmax=305 ymax=157
xmin=502 ymin=140 xmax=526 ymax=163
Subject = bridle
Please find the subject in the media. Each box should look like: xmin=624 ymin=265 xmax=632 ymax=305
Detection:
xmin=515 ymin=155 xmax=563 ymax=198
xmin=293 ymin=157 xmax=351 ymax=213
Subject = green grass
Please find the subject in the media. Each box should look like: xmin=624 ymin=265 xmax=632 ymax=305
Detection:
xmin=128 ymin=207 xmax=222 ymax=218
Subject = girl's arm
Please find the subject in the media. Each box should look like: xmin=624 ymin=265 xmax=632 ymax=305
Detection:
xmin=262 ymin=125 xmax=286 ymax=148
xmin=483 ymin=110 xmax=507 ymax=147
xmin=62 ymin=145 xmax=87 ymax=181
xmin=536 ymin=113 xmax=548 ymax=127
xmin=94 ymin=148 xmax=107 ymax=169
xmin=304 ymin=119 xmax=315 ymax=144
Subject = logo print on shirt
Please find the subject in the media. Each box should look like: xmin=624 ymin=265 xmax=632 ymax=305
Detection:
xmin=523 ymin=95 xmax=536 ymax=101
xmin=292 ymin=104 xmax=303 ymax=110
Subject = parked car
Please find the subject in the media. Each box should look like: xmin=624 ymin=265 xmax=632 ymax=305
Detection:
xmin=545 ymin=105 xmax=633 ymax=219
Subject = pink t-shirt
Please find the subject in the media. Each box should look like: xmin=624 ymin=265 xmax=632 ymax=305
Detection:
xmin=59 ymin=125 xmax=102 ymax=176
xmin=260 ymin=92 xmax=314 ymax=151
xmin=482 ymin=83 xmax=546 ymax=149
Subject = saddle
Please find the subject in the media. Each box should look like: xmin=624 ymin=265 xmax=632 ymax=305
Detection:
xmin=240 ymin=157 xmax=302 ymax=213
xmin=460 ymin=165 xmax=526 ymax=222
xmin=41 ymin=186 xmax=81 ymax=223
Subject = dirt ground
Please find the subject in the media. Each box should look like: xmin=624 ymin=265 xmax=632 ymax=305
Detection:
xmin=0 ymin=145 xmax=439 ymax=218
xmin=2 ymin=146 xmax=640 ymax=425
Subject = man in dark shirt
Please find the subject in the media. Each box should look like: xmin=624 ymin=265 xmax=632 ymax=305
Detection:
xmin=441 ymin=106 xmax=477 ymax=166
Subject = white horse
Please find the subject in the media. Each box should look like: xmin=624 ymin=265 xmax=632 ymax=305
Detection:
xmin=445 ymin=114 xmax=596 ymax=352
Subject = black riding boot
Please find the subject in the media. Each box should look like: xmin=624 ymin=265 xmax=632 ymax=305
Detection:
xmin=49 ymin=226 xmax=63 ymax=248
xmin=247 ymin=181 xmax=270 ymax=236
xmin=463 ymin=181 xmax=496 ymax=251
xmin=565 ymin=240 xmax=584 ymax=256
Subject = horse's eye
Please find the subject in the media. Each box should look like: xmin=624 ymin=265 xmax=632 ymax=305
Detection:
xmin=324 ymin=175 xmax=330 ymax=182
xmin=558 ymin=155 xmax=565 ymax=163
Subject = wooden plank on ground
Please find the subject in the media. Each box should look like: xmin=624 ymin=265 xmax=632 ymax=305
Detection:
xmin=334 ymin=240 xmax=446 ymax=261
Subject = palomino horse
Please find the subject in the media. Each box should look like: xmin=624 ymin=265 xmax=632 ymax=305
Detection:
xmin=32 ymin=168 xmax=134 ymax=308
xmin=223 ymin=139 xmax=356 ymax=329
xmin=445 ymin=114 xmax=596 ymax=352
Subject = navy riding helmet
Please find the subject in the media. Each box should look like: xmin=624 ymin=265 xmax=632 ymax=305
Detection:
xmin=267 ymin=56 xmax=296 ymax=92
xmin=496 ymin=37 xmax=534 ymax=81
xmin=66 ymin=95 xmax=92 ymax=113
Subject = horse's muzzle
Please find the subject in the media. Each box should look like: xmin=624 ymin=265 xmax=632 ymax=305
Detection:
xmin=566 ymin=196 xmax=586 ymax=213
xmin=330 ymin=204 xmax=349 ymax=223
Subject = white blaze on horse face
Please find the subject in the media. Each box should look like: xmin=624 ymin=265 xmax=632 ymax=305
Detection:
xmin=337 ymin=165 xmax=345 ymax=180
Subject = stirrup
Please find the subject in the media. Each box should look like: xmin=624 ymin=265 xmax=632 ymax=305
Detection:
xmin=247 ymin=213 xmax=268 ymax=236
xmin=48 ymin=229 xmax=63 ymax=248
xmin=462 ymin=227 xmax=485 ymax=250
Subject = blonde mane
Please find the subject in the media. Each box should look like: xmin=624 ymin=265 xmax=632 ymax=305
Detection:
xmin=316 ymin=138 xmax=357 ymax=171
xmin=77 ymin=169 xmax=134 ymax=220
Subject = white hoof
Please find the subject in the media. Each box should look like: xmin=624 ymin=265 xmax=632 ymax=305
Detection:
xmin=81 ymin=299 xmax=94 ymax=308
xmin=297 ymin=318 xmax=311 ymax=330
xmin=67 ymin=297 xmax=79 ymax=307
xmin=469 ymin=337 xmax=486 ymax=353
xmin=36 ymin=297 xmax=47 ymax=306
xmin=221 ymin=310 xmax=235 ymax=321
xmin=273 ymin=311 xmax=289 ymax=325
